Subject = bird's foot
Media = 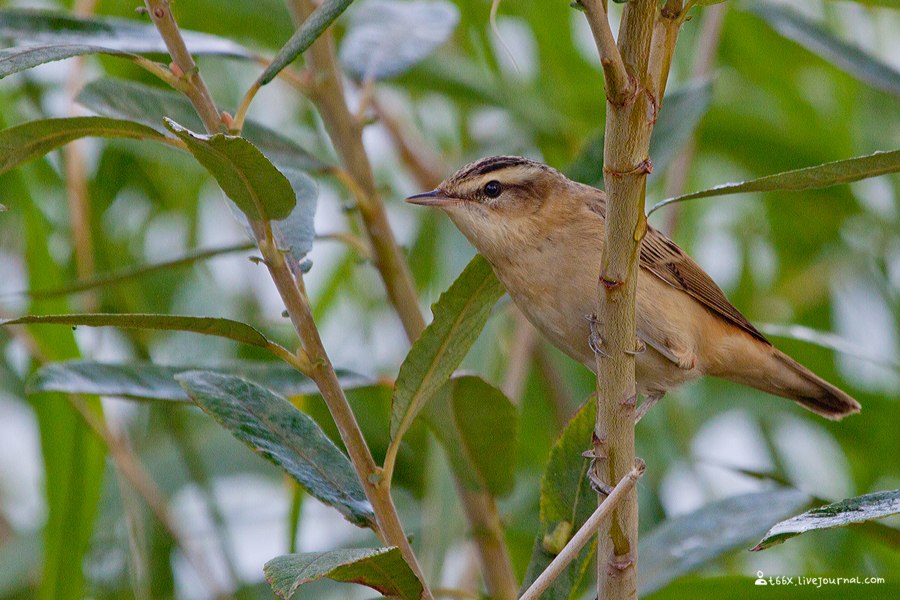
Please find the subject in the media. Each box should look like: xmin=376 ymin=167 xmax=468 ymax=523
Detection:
xmin=586 ymin=313 xmax=608 ymax=357
xmin=582 ymin=438 xmax=613 ymax=496
xmin=634 ymin=392 xmax=664 ymax=423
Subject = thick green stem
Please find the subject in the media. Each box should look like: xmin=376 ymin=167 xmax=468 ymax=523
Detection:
xmin=581 ymin=1 xmax=687 ymax=598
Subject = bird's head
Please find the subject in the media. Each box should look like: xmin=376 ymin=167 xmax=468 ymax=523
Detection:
xmin=406 ymin=155 xmax=581 ymax=256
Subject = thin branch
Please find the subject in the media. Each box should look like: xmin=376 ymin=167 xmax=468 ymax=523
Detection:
xmin=288 ymin=0 xmax=426 ymax=343
xmin=284 ymin=3 xmax=519 ymax=597
xmin=579 ymin=0 xmax=633 ymax=104
xmin=143 ymin=0 xmax=222 ymax=132
xmin=661 ymin=2 xmax=727 ymax=234
xmin=252 ymin=222 xmax=434 ymax=599
xmin=141 ymin=4 xmax=429 ymax=595
xmin=520 ymin=460 xmax=646 ymax=600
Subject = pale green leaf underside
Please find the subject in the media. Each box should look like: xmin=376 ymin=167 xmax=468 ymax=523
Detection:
xmin=753 ymin=489 xmax=900 ymax=551
xmin=177 ymin=371 xmax=375 ymax=528
xmin=27 ymin=359 xmax=369 ymax=402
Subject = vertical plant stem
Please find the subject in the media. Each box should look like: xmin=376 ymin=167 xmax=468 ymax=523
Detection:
xmin=140 ymin=3 xmax=433 ymax=595
xmin=63 ymin=0 xmax=98 ymax=307
xmin=580 ymin=1 xmax=687 ymax=598
xmin=143 ymin=0 xmax=222 ymax=133
xmin=288 ymin=0 xmax=426 ymax=342
xmin=253 ymin=228 xmax=433 ymax=599
xmin=283 ymin=3 xmax=518 ymax=598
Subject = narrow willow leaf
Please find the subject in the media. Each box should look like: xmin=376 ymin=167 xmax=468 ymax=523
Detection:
xmin=648 ymin=149 xmax=900 ymax=215
xmin=748 ymin=3 xmax=900 ymax=98
xmin=3 ymin=243 xmax=253 ymax=301
xmin=258 ymin=0 xmax=355 ymax=86
xmin=0 ymin=8 xmax=251 ymax=80
xmin=0 ymin=44 xmax=135 ymax=80
xmin=753 ymin=489 xmax=900 ymax=551
xmin=567 ymin=79 xmax=712 ymax=187
xmin=1 ymin=313 xmax=272 ymax=348
xmin=0 ymin=8 xmax=251 ymax=55
xmin=0 ymin=117 xmax=166 ymax=175
xmin=390 ymin=254 xmax=504 ymax=442
xmin=520 ymin=401 xmax=597 ymax=599
xmin=639 ymin=490 xmax=811 ymax=595
xmin=177 ymin=371 xmax=376 ymax=528
xmin=166 ymin=119 xmax=296 ymax=221
xmin=422 ymin=375 xmax=517 ymax=497
xmin=264 ymin=547 xmax=423 ymax=600
xmin=339 ymin=0 xmax=459 ymax=80
xmin=77 ymin=79 xmax=326 ymax=172
xmin=27 ymin=360 xmax=370 ymax=402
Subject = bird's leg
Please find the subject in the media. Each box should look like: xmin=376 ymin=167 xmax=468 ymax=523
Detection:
xmin=582 ymin=433 xmax=613 ymax=496
xmin=634 ymin=392 xmax=664 ymax=423
xmin=586 ymin=313 xmax=608 ymax=357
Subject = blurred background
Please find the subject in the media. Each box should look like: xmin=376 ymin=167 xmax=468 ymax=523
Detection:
xmin=0 ymin=0 xmax=898 ymax=598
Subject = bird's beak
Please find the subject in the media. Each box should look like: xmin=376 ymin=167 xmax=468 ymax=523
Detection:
xmin=406 ymin=189 xmax=458 ymax=207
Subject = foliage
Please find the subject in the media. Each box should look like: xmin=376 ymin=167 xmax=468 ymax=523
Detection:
xmin=0 ymin=0 xmax=897 ymax=599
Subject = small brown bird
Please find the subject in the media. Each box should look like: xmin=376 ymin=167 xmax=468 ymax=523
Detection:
xmin=407 ymin=156 xmax=860 ymax=420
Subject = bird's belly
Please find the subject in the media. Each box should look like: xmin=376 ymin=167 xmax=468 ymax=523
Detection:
xmin=502 ymin=265 xmax=704 ymax=397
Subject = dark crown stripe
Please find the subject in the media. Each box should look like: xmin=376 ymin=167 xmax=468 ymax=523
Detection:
xmin=456 ymin=155 xmax=536 ymax=180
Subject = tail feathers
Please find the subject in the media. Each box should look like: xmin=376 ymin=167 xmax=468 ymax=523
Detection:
xmin=773 ymin=351 xmax=861 ymax=420
xmin=720 ymin=343 xmax=861 ymax=421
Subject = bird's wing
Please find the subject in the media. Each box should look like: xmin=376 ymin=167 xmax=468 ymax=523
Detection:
xmin=639 ymin=226 xmax=770 ymax=345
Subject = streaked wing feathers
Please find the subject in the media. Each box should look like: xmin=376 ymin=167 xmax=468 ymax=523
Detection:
xmin=640 ymin=227 xmax=770 ymax=345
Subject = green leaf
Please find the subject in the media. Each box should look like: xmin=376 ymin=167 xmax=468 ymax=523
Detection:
xmin=264 ymin=547 xmax=423 ymax=600
xmin=0 ymin=8 xmax=251 ymax=79
xmin=177 ymin=371 xmax=376 ymax=528
xmin=753 ymin=489 xmax=900 ymax=551
xmin=521 ymin=401 xmax=597 ymax=600
xmin=304 ymin=384 xmax=430 ymax=499
xmin=165 ymin=119 xmax=296 ymax=221
xmin=339 ymin=0 xmax=460 ymax=80
xmin=648 ymin=149 xmax=900 ymax=215
xmin=645 ymin=576 xmax=900 ymax=600
xmin=0 ymin=43 xmax=139 ymax=80
xmin=567 ymin=79 xmax=713 ymax=187
xmin=422 ymin=375 xmax=518 ymax=497
xmin=258 ymin=0 xmax=356 ymax=86
xmin=27 ymin=359 xmax=370 ymax=402
xmin=77 ymin=79 xmax=327 ymax=172
xmin=390 ymin=254 xmax=504 ymax=442
xmin=1 ymin=313 xmax=273 ymax=348
xmin=0 ymin=116 xmax=166 ymax=176
xmin=747 ymin=3 xmax=900 ymax=98
xmin=639 ymin=490 xmax=811 ymax=595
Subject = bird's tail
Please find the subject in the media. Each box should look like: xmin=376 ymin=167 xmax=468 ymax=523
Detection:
xmin=720 ymin=343 xmax=861 ymax=420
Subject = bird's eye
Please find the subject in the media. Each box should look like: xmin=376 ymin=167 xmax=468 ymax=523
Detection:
xmin=483 ymin=180 xmax=502 ymax=198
